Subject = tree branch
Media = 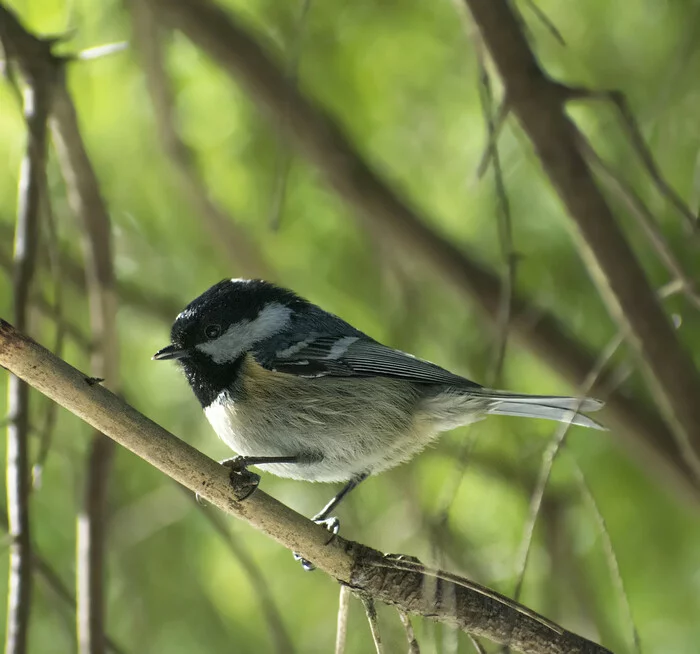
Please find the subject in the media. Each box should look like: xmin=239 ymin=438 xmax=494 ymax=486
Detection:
xmin=145 ymin=0 xmax=700 ymax=505
xmin=50 ymin=73 xmax=119 ymax=654
xmin=462 ymin=0 xmax=700 ymax=468
xmin=0 ymin=320 xmax=611 ymax=654
xmin=0 ymin=4 xmax=58 ymax=650
xmin=3 ymin=23 xmax=126 ymax=654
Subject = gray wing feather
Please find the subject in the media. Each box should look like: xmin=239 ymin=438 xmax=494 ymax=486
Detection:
xmin=254 ymin=334 xmax=480 ymax=387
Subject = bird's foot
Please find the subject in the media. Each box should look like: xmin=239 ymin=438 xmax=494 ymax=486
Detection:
xmin=221 ymin=456 xmax=261 ymax=501
xmin=294 ymin=515 xmax=341 ymax=571
xmin=195 ymin=456 xmax=261 ymax=505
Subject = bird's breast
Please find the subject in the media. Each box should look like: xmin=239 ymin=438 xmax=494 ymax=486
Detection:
xmin=202 ymin=355 xmax=431 ymax=481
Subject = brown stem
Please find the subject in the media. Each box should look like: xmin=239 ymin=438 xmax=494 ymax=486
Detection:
xmin=50 ymin=62 xmax=121 ymax=654
xmin=0 ymin=4 xmax=57 ymax=650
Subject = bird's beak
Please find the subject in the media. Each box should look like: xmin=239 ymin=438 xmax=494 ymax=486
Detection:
xmin=152 ymin=344 xmax=190 ymax=361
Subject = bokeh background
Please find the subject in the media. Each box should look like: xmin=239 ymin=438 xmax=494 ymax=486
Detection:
xmin=1 ymin=0 xmax=700 ymax=652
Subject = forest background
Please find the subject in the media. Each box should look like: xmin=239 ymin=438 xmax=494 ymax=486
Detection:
xmin=1 ymin=0 xmax=700 ymax=652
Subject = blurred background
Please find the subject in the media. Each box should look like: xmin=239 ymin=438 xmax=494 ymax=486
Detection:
xmin=1 ymin=0 xmax=700 ymax=652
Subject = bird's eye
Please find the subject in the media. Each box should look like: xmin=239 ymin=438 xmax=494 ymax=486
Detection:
xmin=204 ymin=324 xmax=221 ymax=340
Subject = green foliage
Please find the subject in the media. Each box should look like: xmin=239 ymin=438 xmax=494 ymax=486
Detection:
xmin=1 ymin=0 xmax=699 ymax=652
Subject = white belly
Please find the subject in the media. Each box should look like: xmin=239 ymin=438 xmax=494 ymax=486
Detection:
xmin=203 ymin=357 xmax=488 ymax=482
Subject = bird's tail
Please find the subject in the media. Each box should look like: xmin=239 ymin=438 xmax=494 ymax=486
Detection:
xmin=476 ymin=390 xmax=605 ymax=430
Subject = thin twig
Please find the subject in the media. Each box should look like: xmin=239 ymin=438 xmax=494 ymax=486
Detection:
xmin=398 ymin=611 xmax=420 ymax=654
xmin=476 ymin=55 xmax=515 ymax=386
xmin=568 ymin=457 xmax=642 ymax=654
xmin=335 ymin=585 xmax=351 ymax=654
xmin=0 ymin=5 xmax=56 ymax=650
xmin=183 ymin=491 xmax=294 ymax=654
xmin=469 ymin=635 xmax=488 ymax=654
xmin=512 ymin=331 xmax=625 ymax=604
xmin=0 ymin=509 xmax=128 ymax=654
xmin=603 ymin=90 xmax=697 ymax=232
xmin=75 ymin=42 xmax=128 ymax=61
xmin=475 ymin=99 xmax=510 ymax=180
xmin=34 ymin=174 xmax=65 ymax=485
xmin=579 ymin=137 xmax=700 ymax=310
xmin=519 ymin=0 xmax=566 ymax=46
xmin=361 ymin=596 xmax=384 ymax=654
xmin=50 ymin=58 xmax=121 ymax=654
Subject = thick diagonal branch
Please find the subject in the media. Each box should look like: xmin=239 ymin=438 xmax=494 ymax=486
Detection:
xmin=0 ymin=320 xmax=610 ymax=653
xmin=146 ymin=0 xmax=700 ymax=503
xmin=463 ymin=0 xmax=700 ymax=464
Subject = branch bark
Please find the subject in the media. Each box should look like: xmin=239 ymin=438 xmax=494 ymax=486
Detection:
xmin=462 ymin=0 xmax=700 ymax=467
xmin=0 ymin=320 xmax=611 ymax=654
xmin=0 ymin=5 xmax=58 ymax=650
xmin=146 ymin=0 xmax=700 ymax=505
xmin=51 ymin=80 xmax=119 ymax=654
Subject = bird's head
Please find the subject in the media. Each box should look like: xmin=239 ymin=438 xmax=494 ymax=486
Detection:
xmin=153 ymin=279 xmax=304 ymax=367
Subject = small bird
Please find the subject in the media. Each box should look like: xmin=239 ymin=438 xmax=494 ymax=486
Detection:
xmin=154 ymin=279 xmax=603 ymax=539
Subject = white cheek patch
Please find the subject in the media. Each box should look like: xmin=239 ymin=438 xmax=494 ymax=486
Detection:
xmin=197 ymin=302 xmax=292 ymax=363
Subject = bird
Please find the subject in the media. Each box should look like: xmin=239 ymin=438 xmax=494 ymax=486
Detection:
xmin=154 ymin=278 xmax=603 ymax=558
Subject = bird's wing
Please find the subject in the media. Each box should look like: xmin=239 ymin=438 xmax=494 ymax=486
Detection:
xmin=252 ymin=334 xmax=480 ymax=387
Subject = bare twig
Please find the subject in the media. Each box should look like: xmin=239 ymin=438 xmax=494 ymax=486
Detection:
xmin=398 ymin=611 xmax=420 ymax=654
xmin=469 ymin=635 xmax=488 ymax=654
xmin=0 ymin=5 xmax=57 ymax=650
xmin=597 ymin=90 xmax=697 ymax=232
xmin=75 ymin=42 xmax=128 ymax=61
xmin=183 ymin=491 xmax=294 ymax=654
xmin=568 ymin=458 xmax=641 ymax=654
xmin=361 ymin=596 xmax=384 ymax=654
xmin=50 ymin=55 xmax=121 ymax=654
xmin=513 ymin=331 xmax=625 ymax=603
xmin=335 ymin=585 xmax=351 ymax=654
xmin=0 ymin=321 xmax=612 ymax=654
xmin=0 ymin=219 xmax=195 ymax=326
xmin=579 ymin=138 xmax=700 ymax=310
xmin=476 ymin=99 xmax=510 ymax=180
xmin=519 ymin=0 xmax=566 ymax=46
xmin=0 ymin=510 xmax=127 ymax=654
xmin=464 ymin=0 xmax=700 ymax=473
xmin=34 ymin=176 xmax=65 ymax=485
xmin=147 ymin=0 xmax=700 ymax=505
xmin=0 ymin=243 xmax=90 ymax=348
xmin=476 ymin=56 xmax=515 ymax=385
xmin=127 ymin=0 xmax=272 ymax=278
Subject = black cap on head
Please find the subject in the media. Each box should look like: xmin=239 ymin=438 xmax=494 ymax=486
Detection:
xmin=168 ymin=278 xmax=305 ymax=350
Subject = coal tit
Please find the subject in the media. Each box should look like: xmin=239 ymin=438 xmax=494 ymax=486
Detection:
xmin=154 ymin=279 xmax=603 ymax=530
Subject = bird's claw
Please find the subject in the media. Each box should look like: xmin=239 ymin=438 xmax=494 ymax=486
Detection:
xmin=220 ymin=456 xmax=261 ymax=502
xmin=294 ymin=515 xmax=341 ymax=571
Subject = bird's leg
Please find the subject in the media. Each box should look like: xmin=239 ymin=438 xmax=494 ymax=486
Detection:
xmin=313 ymin=471 xmax=370 ymax=523
xmin=295 ymin=472 xmax=370 ymax=571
